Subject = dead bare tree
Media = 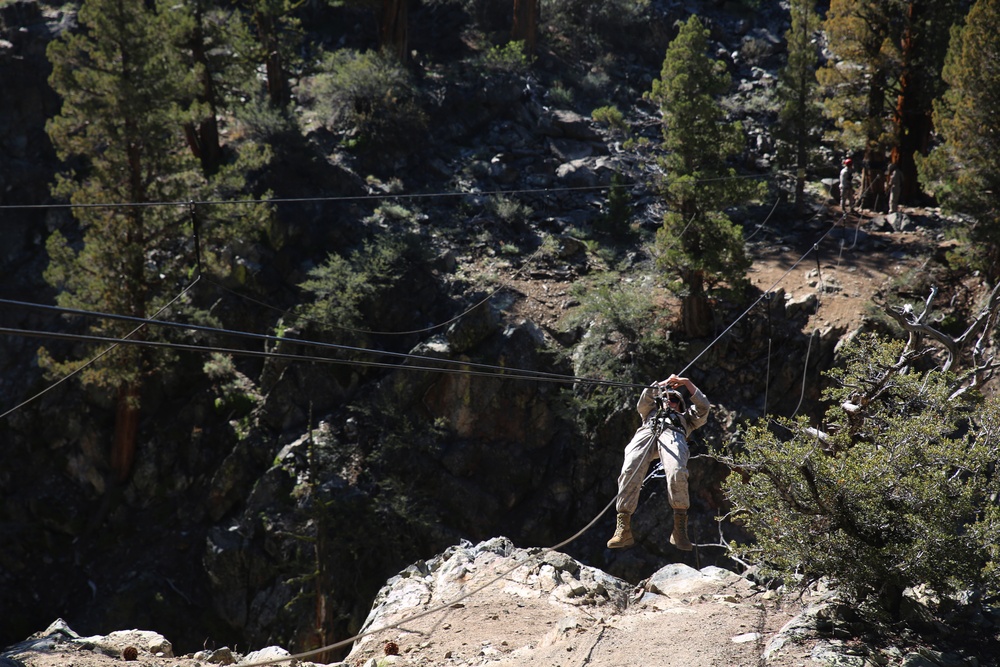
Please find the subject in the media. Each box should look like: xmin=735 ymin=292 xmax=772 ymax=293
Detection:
xmin=882 ymin=281 xmax=1000 ymax=398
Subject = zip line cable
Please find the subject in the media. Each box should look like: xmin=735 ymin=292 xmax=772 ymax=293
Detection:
xmin=201 ymin=238 xmax=549 ymax=338
xmin=676 ymin=222 xmax=838 ymax=378
xmin=0 ymin=171 xmax=777 ymax=212
xmin=0 ymin=277 xmax=201 ymax=421
xmin=0 ymin=299 xmax=660 ymax=388
xmin=674 ymin=158 xmax=885 ymax=380
xmin=0 ymin=321 xmax=636 ymax=389
xmin=0 ymin=326 xmax=600 ymax=384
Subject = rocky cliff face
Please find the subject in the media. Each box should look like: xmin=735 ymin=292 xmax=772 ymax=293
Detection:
xmin=7 ymin=540 xmax=997 ymax=667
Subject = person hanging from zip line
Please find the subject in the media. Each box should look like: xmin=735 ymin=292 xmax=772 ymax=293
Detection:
xmin=607 ymin=374 xmax=711 ymax=551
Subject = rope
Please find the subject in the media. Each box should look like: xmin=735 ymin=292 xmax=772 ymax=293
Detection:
xmin=201 ymin=239 xmax=549 ymax=338
xmin=763 ymin=292 xmax=773 ymax=416
xmin=791 ymin=328 xmax=817 ymax=419
xmin=743 ymin=195 xmax=781 ymax=242
xmin=677 ymin=220 xmax=838 ymax=377
xmin=238 ymin=406 xmax=669 ymax=667
xmin=0 ymin=277 xmax=201 ymax=420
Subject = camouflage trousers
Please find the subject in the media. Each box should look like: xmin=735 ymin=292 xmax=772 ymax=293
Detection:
xmin=614 ymin=422 xmax=690 ymax=514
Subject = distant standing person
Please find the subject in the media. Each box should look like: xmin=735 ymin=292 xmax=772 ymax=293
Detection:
xmin=607 ymin=375 xmax=711 ymax=551
xmin=888 ymin=163 xmax=903 ymax=213
xmin=839 ymin=158 xmax=855 ymax=213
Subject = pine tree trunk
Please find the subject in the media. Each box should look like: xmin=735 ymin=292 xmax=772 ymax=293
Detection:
xmin=256 ymin=11 xmax=289 ymax=107
xmin=380 ymin=0 xmax=408 ymax=62
xmin=891 ymin=1 xmax=930 ymax=206
xmin=111 ymin=381 xmax=142 ymax=482
xmin=511 ymin=0 xmax=538 ymax=54
xmin=190 ymin=11 xmax=223 ymax=175
xmin=682 ymin=271 xmax=712 ymax=338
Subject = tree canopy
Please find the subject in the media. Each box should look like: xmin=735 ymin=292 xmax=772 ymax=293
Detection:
xmin=646 ymin=15 xmax=764 ymax=337
xmin=44 ymin=0 xmax=271 ymax=482
xmin=918 ymin=0 xmax=1000 ymax=281
xmin=720 ymin=333 xmax=1000 ymax=619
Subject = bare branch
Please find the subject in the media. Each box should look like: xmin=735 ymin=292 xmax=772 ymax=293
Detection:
xmin=883 ymin=283 xmax=1000 ymax=377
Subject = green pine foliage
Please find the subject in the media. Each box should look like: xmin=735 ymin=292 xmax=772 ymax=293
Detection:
xmin=645 ymin=15 xmax=764 ymax=337
xmin=236 ymin=0 xmax=303 ymax=108
xmin=719 ymin=334 xmax=1000 ymax=620
xmin=162 ymin=0 xmax=262 ymax=176
xmin=918 ymin=0 xmax=1000 ymax=281
xmin=43 ymin=0 xmax=201 ymax=390
xmin=563 ymin=273 xmax=680 ymax=431
xmin=42 ymin=0 xmax=274 ymax=480
xmin=816 ymin=0 xmax=903 ymax=156
xmin=774 ymin=0 xmax=824 ymax=209
xmin=294 ymin=234 xmax=427 ymax=348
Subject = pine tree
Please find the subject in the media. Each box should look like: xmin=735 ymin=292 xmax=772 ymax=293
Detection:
xmin=44 ymin=0 xmax=272 ymax=482
xmin=818 ymin=0 xmax=966 ymax=209
xmin=45 ymin=0 xmax=201 ymax=482
xmin=774 ymin=0 xmax=824 ymax=212
xmin=918 ymin=0 xmax=1000 ymax=281
xmin=817 ymin=0 xmax=904 ymax=208
xmin=646 ymin=15 xmax=764 ymax=338
xmin=890 ymin=1 xmax=968 ymax=205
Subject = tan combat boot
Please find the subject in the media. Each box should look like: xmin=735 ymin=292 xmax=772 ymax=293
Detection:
xmin=670 ymin=510 xmax=693 ymax=551
xmin=607 ymin=512 xmax=634 ymax=548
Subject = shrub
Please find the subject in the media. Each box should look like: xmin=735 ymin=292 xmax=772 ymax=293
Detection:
xmin=563 ymin=273 xmax=680 ymax=429
xmin=478 ymin=40 xmax=532 ymax=73
xmin=308 ymin=49 xmax=426 ymax=155
xmin=718 ymin=333 xmax=1000 ymax=620
xmin=295 ymin=233 xmax=427 ymax=345
xmin=487 ymin=195 xmax=532 ymax=224
xmin=592 ymin=105 xmax=628 ymax=135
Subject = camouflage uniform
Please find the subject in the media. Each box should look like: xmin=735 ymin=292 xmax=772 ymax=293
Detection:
xmin=614 ymin=384 xmax=711 ymax=515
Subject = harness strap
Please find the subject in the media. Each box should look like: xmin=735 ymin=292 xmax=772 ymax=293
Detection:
xmin=645 ymin=409 xmax=686 ymax=436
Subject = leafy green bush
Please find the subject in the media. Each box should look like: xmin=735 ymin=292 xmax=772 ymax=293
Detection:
xmin=487 ymin=194 xmax=532 ymax=224
xmin=295 ymin=233 xmax=427 ymax=345
xmin=718 ymin=334 xmax=1000 ymax=619
xmin=308 ymin=49 xmax=426 ymax=155
xmin=204 ymin=353 xmax=263 ymax=439
xmin=592 ymin=105 xmax=628 ymax=134
xmin=547 ymin=82 xmax=574 ymax=106
xmin=563 ymin=273 xmax=680 ymax=429
xmin=478 ymin=40 xmax=533 ymax=73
